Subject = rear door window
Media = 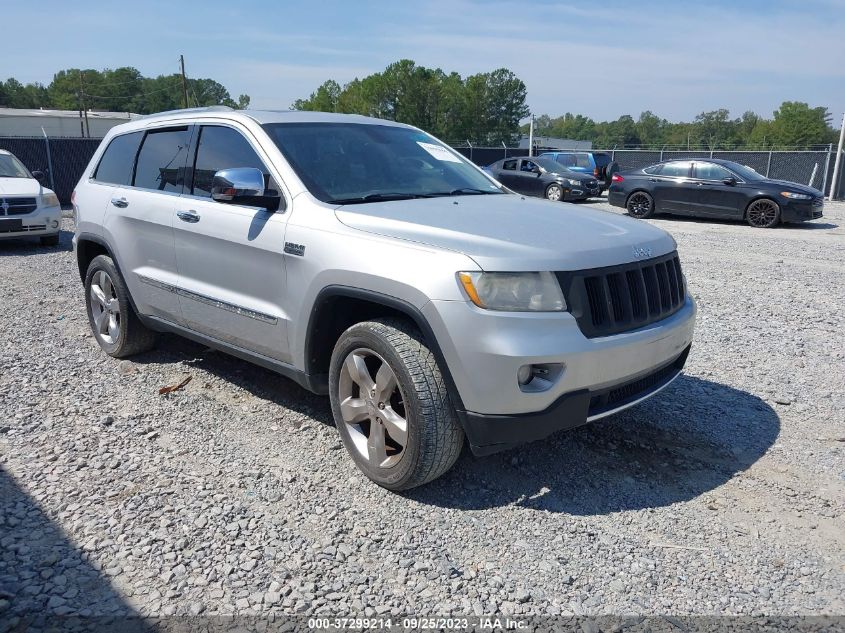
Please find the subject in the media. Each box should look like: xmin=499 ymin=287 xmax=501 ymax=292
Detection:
xmin=133 ymin=127 xmax=191 ymax=192
xmin=659 ymin=161 xmax=692 ymax=178
xmin=502 ymin=159 xmax=517 ymax=171
xmin=94 ymin=132 xmax=143 ymax=185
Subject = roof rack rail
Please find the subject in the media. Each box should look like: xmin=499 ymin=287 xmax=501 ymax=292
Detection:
xmin=139 ymin=105 xmax=234 ymax=119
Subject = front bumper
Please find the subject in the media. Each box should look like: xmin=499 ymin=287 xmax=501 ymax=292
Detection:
xmin=422 ymin=296 xmax=696 ymax=454
xmin=0 ymin=205 xmax=61 ymax=239
xmin=465 ymin=346 xmax=690 ymax=455
xmin=780 ymin=198 xmax=823 ymax=222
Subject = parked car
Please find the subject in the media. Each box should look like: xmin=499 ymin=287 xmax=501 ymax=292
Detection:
xmin=608 ymin=158 xmax=824 ymax=228
xmin=73 ymin=108 xmax=695 ymax=491
xmin=540 ymin=151 xmax=619 ymax=191
xmin=486 ymin=156 xmax=600 ymax=201
xmin=0 ymin=149 xmax=61 ymax=246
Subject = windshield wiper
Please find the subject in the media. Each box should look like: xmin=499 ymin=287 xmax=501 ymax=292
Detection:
xmin=427 ymin=187 xmax=502 ymax=197
xmin=327 ymin=192 xmax=437 ymax=205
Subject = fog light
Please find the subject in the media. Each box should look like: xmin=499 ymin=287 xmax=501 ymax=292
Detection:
xmin=517 ymin=365 xmax=532 ymax=385
xmin=51 ymin=220 xmax=59 ymax=228
xmin=518 ymin=362 xmax=565 ymax=393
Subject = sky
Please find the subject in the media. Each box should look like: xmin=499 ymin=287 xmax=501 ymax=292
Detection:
xmin=3 ymin=0 xmax=844 ymax=126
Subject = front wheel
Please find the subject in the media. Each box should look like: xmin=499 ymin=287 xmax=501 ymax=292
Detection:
xmin=545 ymin=183 xmax=564 ymax=202
xmin=329 ymin=318 xmax=464 ymax=491
xmin=626 ymin=191 xmax=654 ymax=218
xmin=746 ymin=198 xmax=780 ymax=228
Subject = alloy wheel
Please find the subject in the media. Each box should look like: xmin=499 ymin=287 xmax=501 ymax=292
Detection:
xmin=337 ymin=348 xmax=408 ymax=468
xmin=89 ymin=270 xmax=121 ymax=344
xmin=627 ymin=192 xmax=652 ymax=217
xmin=747 ymin=199 xmax=779 ymax=228
xmin=546 ymin=185 xmax=562 ymax=201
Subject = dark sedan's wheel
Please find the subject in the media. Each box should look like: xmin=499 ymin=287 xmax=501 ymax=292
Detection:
xmin=626 ymin=191 xmax=654 ymax=218
xmin=545 ymin=184 xmax=564 ymax=202
xmin=746 ymin=198 xmax=780 ymax=228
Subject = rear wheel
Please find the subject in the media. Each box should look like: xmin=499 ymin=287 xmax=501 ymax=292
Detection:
xmin=746 ymin=198 xmax=780 ymax=228
xmin=626 ymin=191 xmax=654 ymax=218
xmin=85 ymin=255 xmax=156 ymax=358
xmin=545 ymin=184 xmax=564 ymax=202
xmin=329 ymin=318 xmax=464 ymax=491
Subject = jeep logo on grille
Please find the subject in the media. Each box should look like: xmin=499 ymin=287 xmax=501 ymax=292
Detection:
xmin=632 ymin=246 xmax=653 ymax=259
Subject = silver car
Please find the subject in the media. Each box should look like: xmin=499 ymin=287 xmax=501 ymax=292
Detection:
xmin=72 ymin=107 xmax=696 ymax=491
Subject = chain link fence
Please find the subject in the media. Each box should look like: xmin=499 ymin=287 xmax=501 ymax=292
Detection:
xmin=453 ymin=145 xmax=845 ymax=200
xmin=0 ymin=136 xmax=102 ymax=205
xmin=2 ymin=135 xmax=843 ymax=204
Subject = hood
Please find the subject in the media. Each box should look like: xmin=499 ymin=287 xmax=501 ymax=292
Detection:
xmin=0 ymin=177 xmax=44 ymax=197
xmin=335 ymin=193 xmax=676 ymax=271
xmin=763 ymin=179 xmax=822 ymax=196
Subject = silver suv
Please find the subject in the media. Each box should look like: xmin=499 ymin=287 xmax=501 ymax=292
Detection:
xmin=73 ymin=107 xmax=696 ymax=490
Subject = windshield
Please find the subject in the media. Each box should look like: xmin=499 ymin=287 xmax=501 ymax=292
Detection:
xmin=0 ymin=154 xmax=32 ymax=179
xmin=726 ymin=161 xmax=765 ymax=181
xmin=534 ymin=157 xmax=572 ymax=174
xmin=262 ymin=123 xmax=504 ymax=204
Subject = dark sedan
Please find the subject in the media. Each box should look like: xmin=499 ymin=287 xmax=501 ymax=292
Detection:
xmin=486 ymin=157 xmax=600 ymax=202
xmin=608 ymin=158 xmax=824 ymax=228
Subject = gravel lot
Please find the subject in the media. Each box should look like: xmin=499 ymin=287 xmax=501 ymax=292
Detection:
xmin=1 ymin=199 xmax=844 ymax=623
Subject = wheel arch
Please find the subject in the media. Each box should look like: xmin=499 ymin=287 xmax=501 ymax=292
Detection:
xmin=75 ymin=233 xmax=113 ymax=283
xmin=304 ymin=286 xmax=467 ymax=416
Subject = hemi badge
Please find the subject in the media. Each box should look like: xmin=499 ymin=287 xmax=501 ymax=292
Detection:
xmin=284 ymin=242 xmax=306 ymax=256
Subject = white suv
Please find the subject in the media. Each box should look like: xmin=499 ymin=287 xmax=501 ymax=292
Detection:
xmin=0 ymin=149 xmax=61 ymax=246
xmin=73 ymin=107 xmax=696 ymax=490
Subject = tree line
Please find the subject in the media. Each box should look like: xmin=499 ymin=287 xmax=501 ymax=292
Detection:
xmin=525 ymin=103 xmax=839 ymax=150
xmin=0 ymin=67 xmax=250 ymax=115
xmin=292 ymin=59 xmax=529 ymax=146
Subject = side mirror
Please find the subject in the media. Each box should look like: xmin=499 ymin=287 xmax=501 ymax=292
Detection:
xmin=211 ymin=168 xmax=265 ymax=202
xmin=31 ymin=170 xmax=47 ymax=185
xmin=722 ymin=176 xmax=737 ymax=186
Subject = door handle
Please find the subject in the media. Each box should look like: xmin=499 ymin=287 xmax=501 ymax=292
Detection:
xmin=648 ymin=178 xmax=658 ymax=182
xmin=110 ymin=197 xmax=128 ymax=208
xmin=177 ymin=210 xmax=200 ymax=223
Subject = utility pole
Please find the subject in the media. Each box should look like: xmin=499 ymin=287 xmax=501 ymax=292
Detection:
xmin=829 ymin=111 xmax=845 ymax=201
xmin=179 ymin=55 xmax=189 ymax=109
xmin=528 ymin=114 xmax=534 ymax=157
xmin=78 ymin=70 xmax=90 ymax=138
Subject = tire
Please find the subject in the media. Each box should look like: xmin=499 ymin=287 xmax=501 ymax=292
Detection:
xmin=328 ymin=318 xmax=464 ymax=491
xmin=626 ymin=191 xmax=654 ymax=218
xmin=545 ymin=183 xmax=564 ymax=202
xmin=40 ymin=234 xmax=59 ymax=247
xmin=84 ymin=255 xmax=156 ymax=358
xmin=746 ymin=198 xmax=780 ymax=228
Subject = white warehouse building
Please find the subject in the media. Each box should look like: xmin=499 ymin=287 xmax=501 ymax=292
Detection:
xmin=0 ymin=108 xmax=139 ymax=138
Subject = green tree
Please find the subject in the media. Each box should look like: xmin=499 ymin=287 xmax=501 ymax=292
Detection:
xmin=770 ymin=101 xmax=833 ymax=147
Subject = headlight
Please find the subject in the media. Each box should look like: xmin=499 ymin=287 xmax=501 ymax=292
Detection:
xmin=458 ymin=271 xmax=566 ymax=312
xmin=41 ymin=193 xmax=60 ymax=207
xmin=565 ymin=179 xmax=580 ymax=186
xmin=781 ymin=191 xmax=811 ymax=200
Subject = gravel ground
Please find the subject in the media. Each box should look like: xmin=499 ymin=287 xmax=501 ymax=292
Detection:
xmin=1 ymin=199 xmax=844 ymax=623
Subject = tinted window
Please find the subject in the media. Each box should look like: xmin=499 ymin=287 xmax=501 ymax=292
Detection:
xmin=659 ymin=161 xmax=692 ymax=178
xmin=695 ymin=162 xmax=733 ymax=181
xmin=94 ymin=132 xmax=143 ymax=185
xmin=262 ymin=123 xmax=503 ymax=203
xmin=520 ymin=160 xmax=538 ymax=172
xmin=554 ymin=154 xmax=576 ymax=167
xmin=502 ymin=159 xmax=517 ymax=171
xmin=643 ymin=165 xmax=660 ymax=175
xmin=133 ymin=127 xmax=191 ymax=192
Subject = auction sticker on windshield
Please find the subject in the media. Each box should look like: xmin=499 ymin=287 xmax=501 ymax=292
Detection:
xmin=416 ymin=141 xmax=463 ymax=163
